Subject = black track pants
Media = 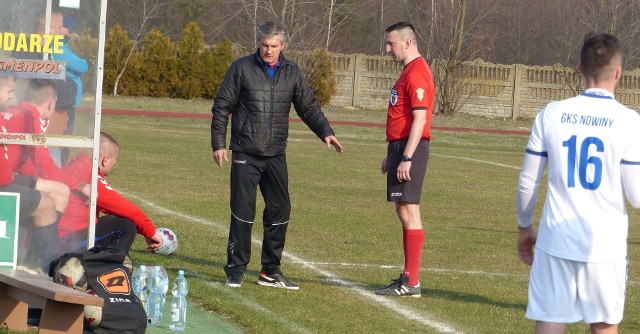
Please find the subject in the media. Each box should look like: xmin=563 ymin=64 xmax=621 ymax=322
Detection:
xmin=225 ymin=152 xmax=291 ymax=276
xmin=60 ymin=215 xmax=137 ymax=253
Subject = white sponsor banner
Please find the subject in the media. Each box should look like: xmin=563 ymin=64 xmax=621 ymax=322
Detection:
xmin=59 ymin=0 xmax=80 ymax=9
xmin=0 ymin=133 xmax=94 ymax=148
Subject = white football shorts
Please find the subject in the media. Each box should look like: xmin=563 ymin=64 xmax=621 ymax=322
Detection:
xmin=526 ymin=249 xmax=627 ymax=324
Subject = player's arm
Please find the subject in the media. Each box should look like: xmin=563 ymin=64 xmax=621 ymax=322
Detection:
xmin=516 ymin=151 xmax=547 ymax=265
xmin=622 ymin=162 xmax=640 ymax=208
xmin=517 ymin=152 xmax=547 ymax=227
xmin=30 ymin=145 xmax=84 ymax=190
xmin=397 ymin=69 xmax=433 ymax=182
xmin=55 ymin=45 xmax=88 ymax=75
xmin=396 ymin=108 xmax=427 ymax=182
xmin=98 ymin=181 xmax=162 ymax=252
xmin=96 ymin=177 xmax=157 ymax=239
xmin=16 ymin=156 xmax=38 ymax=177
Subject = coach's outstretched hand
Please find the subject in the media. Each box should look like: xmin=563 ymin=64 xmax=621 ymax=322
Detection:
xmin=517 ymin=226 xmax=537 ymax=265
xmin=324 ymin=135 xmax=343 ymax=153
xmin=213 ymin=149 xmax=229 ymax=169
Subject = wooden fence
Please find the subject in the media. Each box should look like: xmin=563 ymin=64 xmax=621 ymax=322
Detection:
xmin=288 ymin=51 xmax=640 ymax=119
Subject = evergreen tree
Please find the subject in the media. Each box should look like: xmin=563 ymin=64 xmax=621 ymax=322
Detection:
xmin=175 ymin=21 xmax=206 ymax=99
xmin=69 ymin=28 xmax=97 ymax=93
xmin=103 ymin=23 xmax=133 ymax=95
xmin=298 ymin=49 xmax=337 ymax=107
xmin=203 ymin=38 xmax=234 ymax=99
xmin=141 ymin=27 xmax=178 ymax=97
xmin=118 ymin=52 xmax=146 ymax=96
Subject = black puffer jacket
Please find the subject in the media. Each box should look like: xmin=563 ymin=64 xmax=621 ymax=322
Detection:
xmin=211 ymin=51 xmax=335 ymax=156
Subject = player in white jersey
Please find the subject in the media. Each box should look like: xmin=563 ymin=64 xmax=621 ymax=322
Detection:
xmin=517 ymin=33 xmax=640 ymax=334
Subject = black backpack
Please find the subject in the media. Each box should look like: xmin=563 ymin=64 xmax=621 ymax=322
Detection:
xmin=49 ymin=246 xmax=147 ymax=334
xmin=55 ymin=77 xmax=78 ymax=111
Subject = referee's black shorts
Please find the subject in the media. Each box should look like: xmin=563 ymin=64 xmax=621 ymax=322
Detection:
xmin=386 ymin=138 xmax=430 ymax=204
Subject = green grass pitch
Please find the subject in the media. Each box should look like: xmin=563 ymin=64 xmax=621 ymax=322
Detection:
xmin=78 ymin=101 xmax=640 ymax=333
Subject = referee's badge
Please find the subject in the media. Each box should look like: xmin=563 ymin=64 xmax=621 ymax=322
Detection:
xmin=390 ymin=89 xmax=398 ymax=106
xmin=416 ymin=88 xmax=425 ymax=102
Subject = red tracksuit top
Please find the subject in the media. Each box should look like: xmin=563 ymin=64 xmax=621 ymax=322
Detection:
xmin=3 ymin=102 xmax=82 ymax=189
xmin=97 ymin=170 xmax=157 ymax=238
xmin=58 ymin=153 xmax=157 ymax=239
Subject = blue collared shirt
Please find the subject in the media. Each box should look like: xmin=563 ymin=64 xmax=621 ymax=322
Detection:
xmin=263 ymin=60 xmax=281 ymax=80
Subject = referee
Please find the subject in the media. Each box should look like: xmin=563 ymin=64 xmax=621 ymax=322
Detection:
xmin=375 ymin=22 xmax=436 ymax=297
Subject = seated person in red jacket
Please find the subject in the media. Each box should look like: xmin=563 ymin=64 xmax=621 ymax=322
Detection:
xmin=2 ymin=77 xmax=70 ymax=215
xmin=3 ymin=79 xmax=90 ymax=198
xmin=59 ymin=132 xmax=163 ymax=253
xmin=0 ymin=76 xmax=70 ymax=272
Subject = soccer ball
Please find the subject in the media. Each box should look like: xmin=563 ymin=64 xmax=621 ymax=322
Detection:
xmin=154 ymin=227 xmax=178 ymax=255
xmin=53 ymin=256 xmax=87 ymax=291
xmin=51 ymin=256 xmax=102 ymax=328
xmin=83 ymin=289 xmax=102 ymax=328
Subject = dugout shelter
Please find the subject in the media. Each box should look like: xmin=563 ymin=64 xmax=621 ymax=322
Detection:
xmin=0 ymin=0 xmax=107 ymax=269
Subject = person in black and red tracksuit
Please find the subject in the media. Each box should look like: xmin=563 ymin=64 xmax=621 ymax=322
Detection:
xmin=211 ymin=21 xmax=343 ymax=290
xmin=58 ymin=132 xmax=163 ymax=254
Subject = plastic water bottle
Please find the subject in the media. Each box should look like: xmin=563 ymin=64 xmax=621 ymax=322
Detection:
xmin=169 ymin=270 xmax=188 ymax=331
xmin=147 ymin=266 xmax=163 ymax=326
xmin=132 ymin=265 xmax=149 ymax=313
xmin=158 ymin=267 xmax=170 ymax=311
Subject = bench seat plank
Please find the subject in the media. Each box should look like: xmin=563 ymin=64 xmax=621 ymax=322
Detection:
xmin=0 ymin=268 xmax=104 ymax=334
xmin=0 ymin=268 xmax=103 ymax=306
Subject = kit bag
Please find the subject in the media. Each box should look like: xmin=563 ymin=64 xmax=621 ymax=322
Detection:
xmin=49 ymin=246 xmax=147 ymax=334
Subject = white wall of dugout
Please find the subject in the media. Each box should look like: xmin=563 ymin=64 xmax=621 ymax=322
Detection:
xmin=0 ymin=0 xmax=108 ymax=265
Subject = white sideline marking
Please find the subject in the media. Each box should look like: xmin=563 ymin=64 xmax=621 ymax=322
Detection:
xmin=121 ymin=191 xmax=462 ymax=333
xmin=296 ymin=262 xmax=640 ymax=286
xmin=303 ymin=262 xmax=528 ymax=278
xmin=286 ymin=137 xmax=523 ymax=171
xmin=431 ymin=153 xmax=521 ymax=170
xmin=285 ymin=252 xmax=460 ymax=333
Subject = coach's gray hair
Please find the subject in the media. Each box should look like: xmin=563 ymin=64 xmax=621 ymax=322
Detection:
xmin=257 ymin=21 xmax=289 ymax=44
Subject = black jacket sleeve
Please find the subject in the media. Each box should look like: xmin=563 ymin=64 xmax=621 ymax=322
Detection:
xmin=211 ymin=61 xmax=242 ymax=150
xmin=292 ymin=68 xmax=335 ymax=141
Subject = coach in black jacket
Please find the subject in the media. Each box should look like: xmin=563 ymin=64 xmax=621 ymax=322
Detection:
xmin=211 ymin=21 xmax=343 ymax=290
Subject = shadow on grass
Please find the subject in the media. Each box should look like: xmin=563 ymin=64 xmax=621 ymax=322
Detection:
xmin=423 ymin=288 xmax=526 ymax=311
xmin=453 ymin=226 xmax=518 ymax=235
xmin=130 ymin=248 xmax=272 ymax=285
xmin=128 ymin=248 xmax=229 ymax=278
xmin=130 ymin=248 xmax=222 ymax=265
xmin=306 ymin=275 xmax=526 ymax=312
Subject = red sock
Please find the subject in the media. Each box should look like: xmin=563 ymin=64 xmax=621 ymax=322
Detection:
xmin=402 ymin=228 xmax=424 ymax=286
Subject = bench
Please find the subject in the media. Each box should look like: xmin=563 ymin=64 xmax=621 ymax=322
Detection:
xmin=0 ymin=267 xmax=104 ymax=334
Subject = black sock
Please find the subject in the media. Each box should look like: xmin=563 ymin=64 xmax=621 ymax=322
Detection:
xmin=31 ymin=222 xmax=62 ymax=273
